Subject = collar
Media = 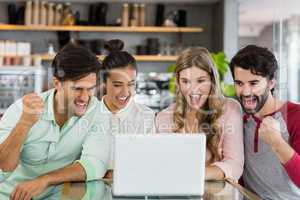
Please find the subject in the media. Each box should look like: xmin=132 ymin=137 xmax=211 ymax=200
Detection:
xmin=243 ymin=101 xmax=287 ymax=123
xmin=101 ymin=96 xmax=134 ymax=122
xmin=243 ymin=102 xmax=287 ymax=153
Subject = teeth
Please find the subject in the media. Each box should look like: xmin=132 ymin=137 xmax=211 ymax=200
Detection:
xmin=118 ymin=97 xmax=127 ymax=101
xmin=190 ymin=94 xmax=201 ymax=99
xmin=243 ymin=98 xmax=256 ymax=106
xmin=76 ymin=102 xmax=86 ymax=106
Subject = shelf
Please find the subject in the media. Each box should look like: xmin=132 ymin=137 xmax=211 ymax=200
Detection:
xmin=0 ymin=24 xmax=203 ymax=33
xmin=0 ymin=66 xmax=43 ymax=74
xmin=34 ymin=54 xmax=178 ymax=62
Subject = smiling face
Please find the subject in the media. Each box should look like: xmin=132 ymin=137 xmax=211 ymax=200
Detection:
xmin=54 ymin=73 xmax=97 ymax=117
xmin=233 ymin=67 xmax=275 ymax=114
xmin=178 ymin=66 xmax=212 ymax=111
xmin=104 ymin=66 xmax=136 ymax=112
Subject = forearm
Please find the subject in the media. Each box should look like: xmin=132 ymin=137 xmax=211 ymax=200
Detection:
xmin=39 ymin=162 xmax=86 ymax=187
xmin=270 ymin=137 xmax=294 ymax=164
xmin=205 ymin=166 xmax=225 ymax=181
xmin=270 ymin=138 xmax=300 ymax=187
xmin=0 ymin=121 xmax=31 ymax=171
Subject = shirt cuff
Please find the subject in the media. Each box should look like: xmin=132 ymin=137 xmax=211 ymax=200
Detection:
xmin=75 ymin=158 xmax=107 ymax=181
xmin=211 ymin=161 xmax=242 ymax=182
xmin=283 ymin=151 xmax=300 ymax=172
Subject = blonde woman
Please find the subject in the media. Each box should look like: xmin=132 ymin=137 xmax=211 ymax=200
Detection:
xmin=155 ymin=47 xmax=244 ymax=181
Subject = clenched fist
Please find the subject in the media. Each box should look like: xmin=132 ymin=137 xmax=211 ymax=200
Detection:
xmin=258 ymin=116 xmax=283 ymax=147
xmin=20 ymin=93 xmax=44 ymax=127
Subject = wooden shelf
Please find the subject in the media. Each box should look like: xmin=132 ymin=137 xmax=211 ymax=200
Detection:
xmin=0 ymin=24 xmax=203 ymax=33
xmin=34 ymin=54 xmax=178 ymax=62
xmin=0 ymin=66 xmax=43 ymax=74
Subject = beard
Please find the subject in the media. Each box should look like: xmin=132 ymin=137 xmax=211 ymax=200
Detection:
xmin=238 ymin=86 xmax=270 ymax=115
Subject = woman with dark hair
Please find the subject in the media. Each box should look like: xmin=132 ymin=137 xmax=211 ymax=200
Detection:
xmin=155 ymin=47 xmax=244 ymax=181
xmin=98 ymin=39 xmax=155 ymax=168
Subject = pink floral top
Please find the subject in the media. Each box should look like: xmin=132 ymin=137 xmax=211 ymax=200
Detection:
xmin=155 ymin=97 xmax=244 ymax=181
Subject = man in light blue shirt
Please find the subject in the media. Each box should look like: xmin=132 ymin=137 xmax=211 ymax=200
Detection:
xmin=0 ymin=43 xmax=110 ymax=200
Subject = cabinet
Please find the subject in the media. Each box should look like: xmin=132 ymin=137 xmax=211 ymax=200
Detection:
xmin=0 ymin=66 xmax=43 ymax=113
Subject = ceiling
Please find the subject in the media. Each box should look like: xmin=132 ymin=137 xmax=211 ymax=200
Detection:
xmin=239 ymin=0 xmax=300 ymax=37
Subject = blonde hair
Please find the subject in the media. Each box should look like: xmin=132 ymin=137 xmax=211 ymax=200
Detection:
xmin=173 ymin=47 xmax=224 ymax=163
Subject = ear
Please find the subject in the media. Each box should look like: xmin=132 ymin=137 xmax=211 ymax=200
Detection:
xmin=268 ymin=79 xmax=276 ymax=90
xmin=53 ymin=77 xmax=62 ymax=90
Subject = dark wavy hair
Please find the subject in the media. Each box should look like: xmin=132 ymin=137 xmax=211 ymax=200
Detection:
xmin=229 ymin=45 xmax=278 ymax=80
xmin=52 ymin=42 xmax=102 ymax=81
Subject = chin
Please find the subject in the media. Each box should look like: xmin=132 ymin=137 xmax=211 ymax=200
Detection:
xmin=187 ymin=103 xmax=203 ymax=111
xmin=74 ymin=108 xmax=87 ymax=116
xmin=244 ymin=108 xmax=256 ymax=115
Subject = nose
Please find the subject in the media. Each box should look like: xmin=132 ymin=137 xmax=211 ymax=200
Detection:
xmin=78 ymin=89 xmax=90 ymax=102
xmin=190 ymin=81 xmax=203 ymax=94
xmin=241 ymin=84 xmax=252 ymax=96
xmin=121 ymin=85 xmax=131 ymax=97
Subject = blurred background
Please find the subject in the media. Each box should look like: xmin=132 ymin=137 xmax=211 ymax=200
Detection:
xmin=0 ymin=0 xmax=298 ymax=114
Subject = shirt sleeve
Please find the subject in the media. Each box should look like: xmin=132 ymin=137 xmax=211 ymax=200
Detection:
xmin=211 ymin=99 xmax=244 ymax=181
xmin=155 ymin=106 xmax=174 ymax=133
xmin=282 ymin=104 xmax=300 ymax=188
xmin=0 ymin=99 xmax=22 ymax=144
xmin=75 ymin=123 xmax=111 ymax=181
xmin=283 ymin=152 xmax=300 ymax=188
xmin=0 ymin=99 xmax=23 ymax=181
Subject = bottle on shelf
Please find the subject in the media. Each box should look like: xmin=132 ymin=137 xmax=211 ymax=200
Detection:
xmin=130 ymin=3 xmax=139 ymax=27
xmin=32 ymin=0 xmax=40 ymax=25
xmin=40 ymin=1 xmax=47 ymax=25
xmin=121 ymin=3 xmax=129 ymax=27
xmin=23 ymin=42 xmax=32 ymax=67
xmin=54 ymin=4 xmax=63 ymax=25
xmin=47 ymin=43 xmax=55 ymax=56
xmin=47 ymin=2 xmax=54 ymax=25
xmin=0 ymin=41 xmax=4 ymax=66
xmin=62 ymin=3 xmax=75 ymax=26
xmin=139 ymin=4 xmax=146 ymax=27
xmin=25 ymin=1 xmax=32 ymax=25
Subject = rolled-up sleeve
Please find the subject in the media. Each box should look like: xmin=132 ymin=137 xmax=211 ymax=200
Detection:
xmin=0 ymin=100 xmax=22 ymax=182
xmin=211 ymin=99 xmax=244 ymax=181
xmin=0 ymin=99 xmax=22 ymax=144
xmin=75 ymin=123 xmax=111 ymax=181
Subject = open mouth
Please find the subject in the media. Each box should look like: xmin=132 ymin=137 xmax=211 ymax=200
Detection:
xmin=74 ymin=100 xmax=88 ymax=113
xmin=189 ymin=94 xmax=202 ymax=106
xmin=242 ymin=96 xmax=257 ymax=110
xmin=117 ymin=96 xmax=130 ymax=105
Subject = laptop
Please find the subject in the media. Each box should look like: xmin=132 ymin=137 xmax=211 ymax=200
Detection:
xmin=112 ymin=134 xmax=206 ymax=197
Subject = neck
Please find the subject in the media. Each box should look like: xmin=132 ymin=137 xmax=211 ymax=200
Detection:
xmin=103 ymin=96 xmax=119 ymax=113
xmin=186 ymin=107 xmax=197 ymax=119
xmin=184 ymin=107 xmax=199 ymax=133
xmin=256 ymin=94 xmax=283 ymax=118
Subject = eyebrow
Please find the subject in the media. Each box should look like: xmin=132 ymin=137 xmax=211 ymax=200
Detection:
xmin=72 ymin=85 xmax=96 ymax=89
xmin=180 ymin=76 xmax=209 ymax=79
xmin=112 ymin=80 xmax=136 ymax=84
xmin=249 ymin=80 xmax=260 ymax=83
xmin=234 ymin=79 xmax=260 ymax=83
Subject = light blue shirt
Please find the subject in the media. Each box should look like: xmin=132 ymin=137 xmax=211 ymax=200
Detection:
xmin=0 ymin=89 xmax=110 ymax=199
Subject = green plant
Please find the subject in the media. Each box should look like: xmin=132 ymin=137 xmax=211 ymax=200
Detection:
xmin=211 ymin=52 xmax=236 ymax=97
xmin=167 ymin=52 xmax=236 ymax=97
